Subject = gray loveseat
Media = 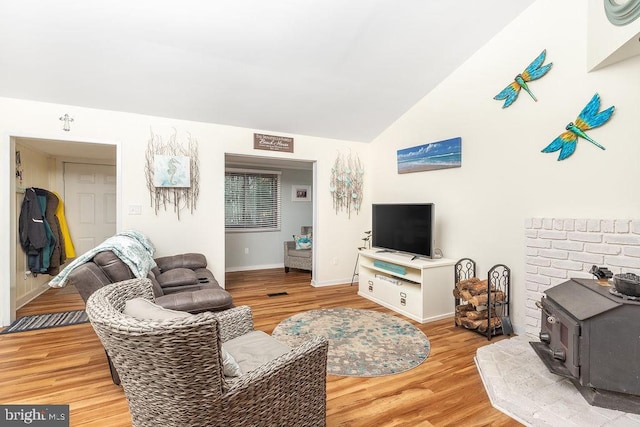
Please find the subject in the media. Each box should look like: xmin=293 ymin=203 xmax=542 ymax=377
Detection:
xmin=68 ymin=251 xmax=233 ymax=313
xmin=67 ymin=250 xmax=234 ymax=384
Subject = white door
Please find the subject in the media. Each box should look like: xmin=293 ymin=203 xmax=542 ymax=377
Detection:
xmin=63 ymin=163 xmax=117 ymax=257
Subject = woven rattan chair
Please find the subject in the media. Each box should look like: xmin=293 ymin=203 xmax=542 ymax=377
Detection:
xmin=85 ymin=278 xmax=329 ymax=427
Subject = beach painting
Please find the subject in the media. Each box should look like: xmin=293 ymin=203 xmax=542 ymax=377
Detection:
xmin=397 ymin=137 xmax=461 ymax=174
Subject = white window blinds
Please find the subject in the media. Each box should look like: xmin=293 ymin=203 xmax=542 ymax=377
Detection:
xmin=225 ymin=168 xmax=281 ymax=232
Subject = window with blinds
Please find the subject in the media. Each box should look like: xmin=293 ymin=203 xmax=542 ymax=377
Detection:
xmin=225 ymin=168 xmax=281 ymax=232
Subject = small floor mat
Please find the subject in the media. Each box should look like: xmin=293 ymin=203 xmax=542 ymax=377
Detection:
xmin=0 ymin=310 xmax=89 ymax=334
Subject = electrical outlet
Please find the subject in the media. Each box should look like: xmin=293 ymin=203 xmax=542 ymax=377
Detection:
xmin=128 ymin=204 xmax=142 ymax=215
xmin=332 ymin=257 xmax=338 ymax=265
xmin=244 ymin=248 xmax=249 ymax=255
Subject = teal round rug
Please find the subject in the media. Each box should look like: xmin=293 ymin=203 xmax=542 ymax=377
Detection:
xmin=272 ymin=307 xmax=430 ymax=377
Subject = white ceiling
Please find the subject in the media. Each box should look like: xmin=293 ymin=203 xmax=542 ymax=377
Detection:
xmin=0 ymin=0 xmax=533 ymax=143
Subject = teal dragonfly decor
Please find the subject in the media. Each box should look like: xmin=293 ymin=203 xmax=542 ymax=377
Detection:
xmin=494 ymin=49 xmax=552 ymax=108
xmin=541 ymin=93 xmax=615 ymax=161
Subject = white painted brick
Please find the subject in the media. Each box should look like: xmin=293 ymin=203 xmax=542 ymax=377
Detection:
xmin=525 ymin=325 xmax=540 ymax=337
xmin=632 ymin=220 xmax=640 ymax=234
xmin=551 ymin=260 xmax=584 ymax=271
xmin=526 ymin=257 xmax=551 ymax=267
xmin=567 ymin=232 xmax=602 ymax=243
xmin=575 ymin=219 xmax=587 ymax=232
xmin=538 ymin=230 xmax=567 ymax=240
xmin=539 ymin=267 xmax=568 ymax=278
xmin=587 ymin=219 xmax=601 ymax=232
xmin=553 ymin=219 xmax=563 ymax=230
xmin=525 ymin=298 xmax=541 ymax=309
xmin=538 ymin=249 xmax=569 ymax=259
xmin=624 ymin=246 xmax=640 ymax=257
xmin=568 ymin=271 xmax=594 ymax=280
xmin=563 ymin=219 xmax=575 ymax=231
xmin=525 ymin=264 xmax=538 ymax=274
xmin=601 ymin=220 xmax=614 ymax=233
xmin=525 ymin=247 xmax=538 ymax=256
xmin=525 ymin=274 xmax=551 ymax=285
xmin=524 ymin=218 xmax=532 ymax=229
xmin=605 ymin=256 xmax=640 ymax=269
xmin=526 ymin=238 xmax=551 ymax=249
xmin=614 ymin=220 xmax=630 ymax=233
xmin=526 ymin=307 xmax=541 ymax=320
xmin=525 ymin=280 xmax=540 ymax=291
xmin=604 ymin=234 xmax=640 ymax=245
xmin=585 ymin=243 xmax=622 ymax=255
xmin=553 ymin=240 xmax=584 ymax=251
xmin=542 ymin=218 xmax=553 ymax=230
xmin=525 ymin=229 xmax=537 ymax=238
xmin=569 ymin=252 xmax=604 ymax=264
xmin=532 ymin=218 xmax=543 ymax=229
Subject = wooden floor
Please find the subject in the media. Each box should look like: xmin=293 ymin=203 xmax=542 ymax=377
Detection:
xmin=0 ymin=269 xmax=522 ymax=426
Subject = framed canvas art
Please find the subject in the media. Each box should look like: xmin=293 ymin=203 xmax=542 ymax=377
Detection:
xmin=153 ymin=155 xmax=191 ymax=187
xmin=397 ymin=137 xmax=462 ymax=174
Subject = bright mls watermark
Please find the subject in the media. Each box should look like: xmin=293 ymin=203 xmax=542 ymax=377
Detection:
xmin=1 ymin=405 xmax=69 ymax=426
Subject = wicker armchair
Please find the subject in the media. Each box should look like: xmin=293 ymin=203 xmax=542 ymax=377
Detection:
xmin=85 ymin=278 xmax=329 ymax=427
xmin=284 ymin=226 xmax=313 ymax=273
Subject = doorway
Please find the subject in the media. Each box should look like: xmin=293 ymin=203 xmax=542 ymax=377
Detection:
xmin=224 ymin=153 xmax=316 ymax=282
xmin=2 ymin=135 xmax=119 ymax=326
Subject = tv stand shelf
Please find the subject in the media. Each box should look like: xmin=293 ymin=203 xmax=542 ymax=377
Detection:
xmin=357 ymin=249 xmax=455 ymax=323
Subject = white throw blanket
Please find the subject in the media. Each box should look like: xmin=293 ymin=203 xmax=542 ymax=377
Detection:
xmin=48 ymin=230 xmax=157 ymax=288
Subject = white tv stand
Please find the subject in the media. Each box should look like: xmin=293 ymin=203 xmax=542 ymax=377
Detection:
xmin=357 ymin=249 xmax=455 ymax=323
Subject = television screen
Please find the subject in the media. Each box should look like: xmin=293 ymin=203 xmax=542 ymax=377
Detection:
xmin=371 ymin=203 xmax=434 ymax=258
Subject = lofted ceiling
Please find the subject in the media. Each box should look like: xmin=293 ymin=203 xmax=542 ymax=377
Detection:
xmin=0 ymin=1 xmax=533 ymax=143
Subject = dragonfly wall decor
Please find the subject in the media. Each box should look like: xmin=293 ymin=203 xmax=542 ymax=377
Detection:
xmin=541 ymin=93 xmax=615 ymax=161
xmin=494 ymin=49 xmax=553 ymax=108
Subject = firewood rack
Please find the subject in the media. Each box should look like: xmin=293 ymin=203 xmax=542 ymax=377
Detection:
xmin=453 ymin=257 xmax=511 ymax=340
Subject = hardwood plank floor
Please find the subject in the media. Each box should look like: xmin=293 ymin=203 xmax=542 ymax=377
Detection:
xmin=0 ymin=269 xmax=522 ymax=426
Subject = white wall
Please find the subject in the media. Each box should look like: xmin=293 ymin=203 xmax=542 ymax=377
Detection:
xmin=369 ymin=0 xmax=640 ymax=335
xmin=0 ymin=97 xmax=369 ymax=325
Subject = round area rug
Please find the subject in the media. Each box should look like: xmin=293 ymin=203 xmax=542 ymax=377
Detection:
xmin=272 ymin=308 xmax=430 ymax=377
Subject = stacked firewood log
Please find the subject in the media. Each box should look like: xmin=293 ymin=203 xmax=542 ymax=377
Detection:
xmin=453 ymin=277 xmax=505 ymax=333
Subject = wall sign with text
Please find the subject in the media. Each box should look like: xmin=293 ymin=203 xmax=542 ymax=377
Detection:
xmin=254 ymin=133 xmax=294 ymax=153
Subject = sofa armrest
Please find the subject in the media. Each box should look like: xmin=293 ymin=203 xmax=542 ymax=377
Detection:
xmin=284 ymin=241 xmax=296 ymax=252
xmin=155 ymin=253 xmax=207 ymax=272
xmin=214 ymin=305 xmax=255 ymax=342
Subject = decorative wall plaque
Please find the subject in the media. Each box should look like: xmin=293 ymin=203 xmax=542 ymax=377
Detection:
xmin=254 ymin=133 xmax=294 ymax=153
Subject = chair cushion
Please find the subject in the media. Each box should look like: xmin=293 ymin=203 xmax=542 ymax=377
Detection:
xmin=293 ymin=234 xmax=312 ymax=250
xmin=288 ymin=248 xmax=312 ymax=258
xmin=221 ymin=346 xmax=242 ymax=377
xmin=223 ymin=331 xmax=291 ymax=374
xmin=123 ymin=297 xmax=193 ymax=320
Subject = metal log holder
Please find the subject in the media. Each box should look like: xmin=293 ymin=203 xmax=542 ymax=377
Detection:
xmin=454 ymin=258 xmax=511 ymax=340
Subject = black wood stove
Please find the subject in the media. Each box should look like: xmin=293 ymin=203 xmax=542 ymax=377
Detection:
xmin=530 ymin=278 xmax=640 ymax=414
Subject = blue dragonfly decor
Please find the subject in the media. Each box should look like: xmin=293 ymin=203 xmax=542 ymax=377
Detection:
xmin=494 ymin=49 xmax=553 ymax=108
xmin=541 ymin=93 xmax=615 ymax=161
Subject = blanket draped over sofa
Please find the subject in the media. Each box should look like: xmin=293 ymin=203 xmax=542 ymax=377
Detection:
xmin=49 ymin=230 xmax=156 ymax=288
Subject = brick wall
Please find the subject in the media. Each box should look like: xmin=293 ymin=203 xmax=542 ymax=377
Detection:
xmin=524 ymin=218 xmax=640 ymax=337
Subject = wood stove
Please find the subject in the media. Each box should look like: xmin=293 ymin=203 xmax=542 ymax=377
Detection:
xmin=530 ymin=278 xmax=640 ymax=414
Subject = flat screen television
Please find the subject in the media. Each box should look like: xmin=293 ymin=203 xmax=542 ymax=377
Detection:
xmin=371 ymin=203 xmax=434 ymax=259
